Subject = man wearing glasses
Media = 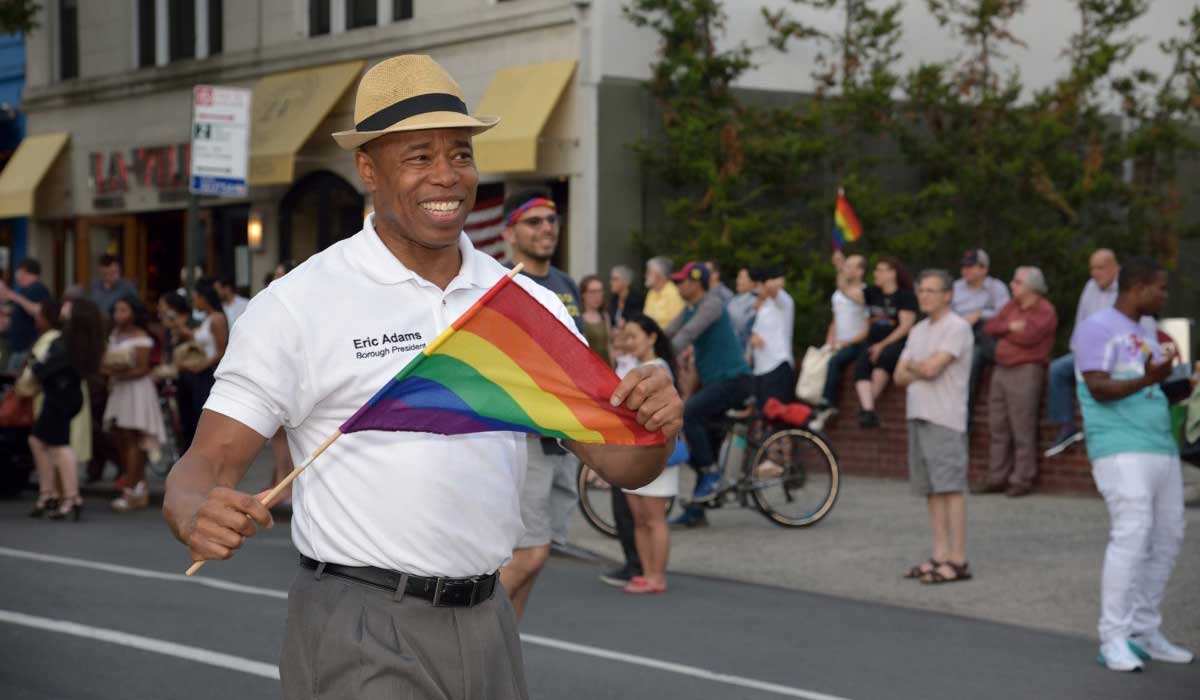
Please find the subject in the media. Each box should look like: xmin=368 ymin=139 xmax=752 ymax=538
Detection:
xmin=895 ymin=269 xmax=975 ymax=585
xmin=498 ymin=187 xmax=584 ymax=620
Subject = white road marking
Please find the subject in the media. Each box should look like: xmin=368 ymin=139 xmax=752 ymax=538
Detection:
xmin=521 ymin=634 xmax=852 ymax=700
xmin=0 ymin=546 xmax=852 ymax=700
xmin=0 ymin=546 xmax=287 ymax=599
xmin=0 ymin=609 xmax=279 ymax=680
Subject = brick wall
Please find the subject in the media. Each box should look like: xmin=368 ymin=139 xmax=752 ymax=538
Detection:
xmin=820 ymin=366 xmax=1098 ymax=495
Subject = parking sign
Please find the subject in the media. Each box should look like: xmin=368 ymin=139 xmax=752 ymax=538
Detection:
xmin=190 ymin=85 xmax=251 ymax=197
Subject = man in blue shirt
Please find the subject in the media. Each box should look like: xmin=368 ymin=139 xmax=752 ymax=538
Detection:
xmin=1073 ymin=256 xmax=1194 ymax=671
xmin=665 ymin=261 xmax=753 ymax=527
xmin=0 ymin=258 xmax=52 ymax=373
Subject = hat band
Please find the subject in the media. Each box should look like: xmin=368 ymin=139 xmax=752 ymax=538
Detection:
xmin=356 ymin=92 xmax=468 ymax=132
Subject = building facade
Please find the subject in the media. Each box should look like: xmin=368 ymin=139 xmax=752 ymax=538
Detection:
xmin=11 ymin=0 xmax=608 ymax=301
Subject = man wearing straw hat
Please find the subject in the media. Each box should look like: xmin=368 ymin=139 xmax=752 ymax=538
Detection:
xmin=163 ymin=55 xmax=682 ymax=699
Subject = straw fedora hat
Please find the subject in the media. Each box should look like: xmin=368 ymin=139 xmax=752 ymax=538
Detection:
xmin=332 ymin=55 xmax=499 ymax=150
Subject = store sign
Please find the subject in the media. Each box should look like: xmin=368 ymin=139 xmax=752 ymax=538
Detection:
xmin=190 ymin=85 xmax=252 ymax=198
xmin=89 ymin=144 xmax=192 ymax=208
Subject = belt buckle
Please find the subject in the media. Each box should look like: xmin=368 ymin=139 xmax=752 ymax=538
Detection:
xmin=431 ymin=577 xmax=481 ymax=607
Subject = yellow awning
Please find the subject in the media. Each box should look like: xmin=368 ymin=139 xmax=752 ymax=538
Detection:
xmin=0 ymin=132 xmax=70 ymax=218
xmin=249 ymin=60 xmax=365 ymax=185
xmin=474 ymin=61 xmax=577 ymax=174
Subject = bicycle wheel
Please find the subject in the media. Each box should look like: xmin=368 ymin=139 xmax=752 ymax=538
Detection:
xmin=748 ymin=428 xmax=839 ymax=527
xmin=577 ymin=464 xmax=618 ymax=538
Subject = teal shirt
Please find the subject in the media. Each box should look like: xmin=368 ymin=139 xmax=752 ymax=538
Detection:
xmin=684 ymin=304 xmax=750 ymax=385
xmin=1071 ymin=308 xmax=1177 ymax=460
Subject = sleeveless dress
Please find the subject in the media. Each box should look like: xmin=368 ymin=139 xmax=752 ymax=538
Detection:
xmin=23 ymin=330 xmax=92 ymax=457
xmin=102 ymin=332 xmax=166 ymax=459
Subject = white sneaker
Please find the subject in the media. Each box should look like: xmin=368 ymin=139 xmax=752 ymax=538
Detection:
xmin=1097 ymin=638 xmax=1145 ymax=672
xmin=809 ymin=407 xmax=837 ymax=431
xmin=1129 ymin=630 xmax=1195 ymax=664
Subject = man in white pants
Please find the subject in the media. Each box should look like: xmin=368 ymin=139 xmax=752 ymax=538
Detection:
xmin=1072 ymin=256 xmax=1193 ymax=671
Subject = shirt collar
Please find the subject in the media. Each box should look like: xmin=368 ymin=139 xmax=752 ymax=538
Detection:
xmin=353 ymin=213 xmax=489 ymax=290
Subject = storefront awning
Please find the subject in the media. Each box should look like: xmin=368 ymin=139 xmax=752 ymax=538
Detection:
xmin=249 ymin=60 xmax=365 ymax=185
xmin=474 ymin=61 xmax=577 ymax=174
xmin=0 ymin=132 xmax=70 ymax=218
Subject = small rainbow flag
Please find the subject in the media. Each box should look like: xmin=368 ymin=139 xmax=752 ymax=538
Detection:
xmin=339 ymin=274 xmax=665 ymax=446
xmin=833 ymin=189 xmax=863 ymax=250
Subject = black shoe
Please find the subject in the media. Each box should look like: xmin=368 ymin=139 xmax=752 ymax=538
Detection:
xmin=859 ymin=410 xmax=880 ymax=428
xmin=29 ymin=497 xmax=58 ymax=519
xmin=599 ymin=563 xmax=642 ymax=588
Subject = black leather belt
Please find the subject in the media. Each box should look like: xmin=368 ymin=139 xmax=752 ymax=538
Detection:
xmin=300 ymin=555 xmax=497 ymax=608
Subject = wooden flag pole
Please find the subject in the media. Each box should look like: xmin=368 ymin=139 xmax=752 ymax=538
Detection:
xmin=183 ymin=263 xmax=526 ymax=577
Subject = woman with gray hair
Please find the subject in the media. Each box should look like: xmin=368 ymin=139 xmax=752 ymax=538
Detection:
xmin=980 ymin=266 xmax=1059 ymax=497
xmin=608 ymin=264 xmax=644 ymax=329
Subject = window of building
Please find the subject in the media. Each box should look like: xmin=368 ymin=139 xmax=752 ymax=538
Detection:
xmin=59 ymin=0 xmax=79 ymax=80
xmin=309 ymin=0 xmax=412 ymax=36
xmin=136 ymin=0 xmax=222 ymax=67
xmin=346 ymin=0 xmax=376 ymax=29
xmin=137 ymin=0 xmax=156 ymax=67
xmin=309 ymin=0 xmax=331 ymax=36
xmin=168 ymin=0 xmax=196 ymax=62
xmin=207 ymin=0 xmax=223 ymax=55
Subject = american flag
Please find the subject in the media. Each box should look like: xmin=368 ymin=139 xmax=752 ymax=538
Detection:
xmin=466 ymin=195 xmax=508 ymax=263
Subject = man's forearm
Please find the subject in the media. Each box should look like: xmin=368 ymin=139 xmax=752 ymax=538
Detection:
xmin=1084 ymin=373 xmax=1153 ymax=403
xmin=163 ymin=452 xmax=223 ymax=544
xmin=566 ymin=439 xmax=672 ymax=489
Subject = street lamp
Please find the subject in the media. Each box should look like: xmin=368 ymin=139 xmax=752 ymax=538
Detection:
xmin=247 ymin=208 xmax=264 ymax=252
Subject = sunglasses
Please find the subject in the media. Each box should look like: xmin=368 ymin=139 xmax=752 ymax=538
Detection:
xmin=518 ymin=214 xmax=559 ymax=228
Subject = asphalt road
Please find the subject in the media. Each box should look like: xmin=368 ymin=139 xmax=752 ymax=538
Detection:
xmin=0 ymin=497 xmax=1196 ymax=700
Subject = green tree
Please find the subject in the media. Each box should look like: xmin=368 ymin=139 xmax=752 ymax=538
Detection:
xmin=0 ymin=0 xmax=40 ymax=34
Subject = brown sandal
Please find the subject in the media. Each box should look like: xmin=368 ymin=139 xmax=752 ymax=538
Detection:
xmin=920 ymin=561 xmax=972 ymax=584
xmin=904 ymin=559 xmax=941 ymax=579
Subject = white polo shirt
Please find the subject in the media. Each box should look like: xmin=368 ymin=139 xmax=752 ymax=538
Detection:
xmin=204 ymin=216 xmax=579 ymax=577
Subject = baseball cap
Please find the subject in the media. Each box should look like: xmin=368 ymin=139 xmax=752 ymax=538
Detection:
xmin=670 ymin=261 xmax=710 ymax=285
xmin=961 ymin=249 xmax=990 ymax=267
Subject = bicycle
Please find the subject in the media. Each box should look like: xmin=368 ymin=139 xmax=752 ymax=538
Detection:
xmin=576 ymin=403 xmax=840 ymax=535
xmin=703 ymin=406 xmax=841 ymax=527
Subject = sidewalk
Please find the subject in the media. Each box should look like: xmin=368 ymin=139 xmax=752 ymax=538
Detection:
xmin=567 ymin=469 xmax=1200 ymax=651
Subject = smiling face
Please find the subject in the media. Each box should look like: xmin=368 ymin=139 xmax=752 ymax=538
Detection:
xmin=355 ymin=128 xmax=478 ymax=250
xmin=503 ymin=205 xmax=559 ymax=263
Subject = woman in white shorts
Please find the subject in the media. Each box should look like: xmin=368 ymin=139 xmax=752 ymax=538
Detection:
xmin=619 ymin=315 xmax=681 ymax=594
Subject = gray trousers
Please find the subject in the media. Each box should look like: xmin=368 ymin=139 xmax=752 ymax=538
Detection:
xmin=987 ymin=363 xmax=1045 ymax=489
xmin=281 ymin=567 xmax=530 ymax=700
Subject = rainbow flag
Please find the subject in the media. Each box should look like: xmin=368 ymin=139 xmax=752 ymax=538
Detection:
xmin=339 ymin=275 xmax=665 ymax=446
xmin=832 ymin=190 xmax=863 ymax=250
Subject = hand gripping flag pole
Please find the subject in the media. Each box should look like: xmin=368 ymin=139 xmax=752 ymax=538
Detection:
xmin=184 ymin=261 xmax=663 ymax=575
